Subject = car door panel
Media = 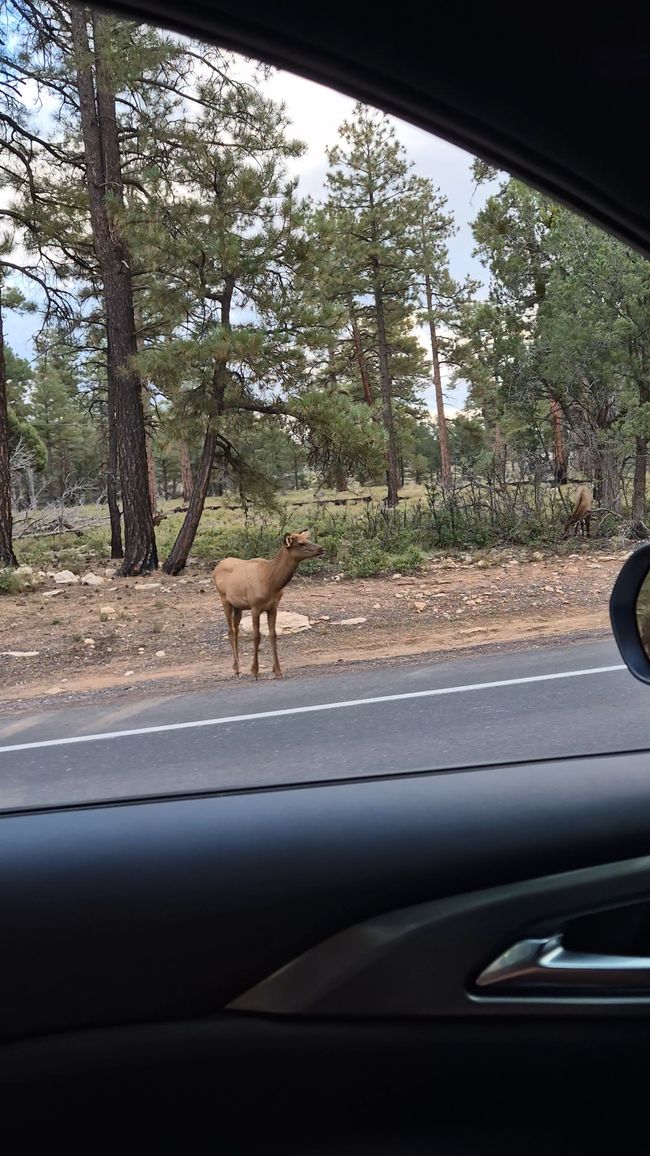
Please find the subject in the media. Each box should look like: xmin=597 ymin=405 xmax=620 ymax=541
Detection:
xmin=4 ymin=749 xmax=650 ymax=1043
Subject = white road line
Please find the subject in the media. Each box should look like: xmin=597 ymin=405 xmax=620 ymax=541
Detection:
xmin=0 ymin=664 xmax=626 ymax=755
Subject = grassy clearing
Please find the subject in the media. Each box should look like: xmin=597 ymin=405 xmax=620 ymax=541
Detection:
xmin=3 ymin=479 xmax=610 ymax=594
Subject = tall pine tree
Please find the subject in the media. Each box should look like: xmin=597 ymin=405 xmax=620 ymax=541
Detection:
xmin=324 ymin=106 xmax=424 ymax=505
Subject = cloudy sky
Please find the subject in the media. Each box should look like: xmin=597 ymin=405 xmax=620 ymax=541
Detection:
xmin=5 ymin=63 xmax=496 ymax=414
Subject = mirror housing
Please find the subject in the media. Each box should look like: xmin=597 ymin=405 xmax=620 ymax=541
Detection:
xmin=610 ymin=543 xmax=650 ymax=685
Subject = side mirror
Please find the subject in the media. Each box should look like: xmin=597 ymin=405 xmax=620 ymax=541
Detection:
xmin=610 ymin=543 xmax=650 ymax=684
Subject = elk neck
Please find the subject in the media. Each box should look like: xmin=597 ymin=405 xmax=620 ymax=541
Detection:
xmin=268 ymin=546 xmax=300 ymax=591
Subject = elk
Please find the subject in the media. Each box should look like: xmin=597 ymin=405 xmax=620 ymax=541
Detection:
xmin=562 ymin=484 xmax=593 ymax=538
xmin=212 ymin=530 xmax=325 ymax=679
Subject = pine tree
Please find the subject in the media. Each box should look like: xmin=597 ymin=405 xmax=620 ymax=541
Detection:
xmin=68 ymin=5 xmax=156 ymax=572
xmin=470 ymin=171 xmax=569 ymax=484
xmin=411 ymin=177 xmax=477 ymax=490
xmin=28 ymin=339 xmax=98 ymax=499
xmin=128 ymin=72 xmax=312 ymax=571
xmin=1 ymin=2 xmax=159 ymax=569
xmin=537 ymin=213 xmax=650 ymax=519
xmin=323 ymin=106 xmax=425 ymax=505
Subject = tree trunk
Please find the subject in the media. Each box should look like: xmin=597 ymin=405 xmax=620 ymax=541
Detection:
xmin=145 ymin=422 xmax=157 ymax=515
xmin=348 ymin=297 xmax=373 ymax=405
xmin=533 ymin=462 xmax=543 ymax=515
xmin=424 ymin=274 xmax=452 ymax=491
xmin=44 ymin=408 xmax=53 ymax=484
xmin=0 ymin=290 xmax=17 ymax=567
xmin=26 ymin=468 xmax=36 ymax=508
xmin=632 ymin=382 xmax=649 ymax=523
xmin=135 ymin=310 xmax=158 ymax=517
xmin=334 ymin=463 xmax=348 ymax=492
xmin=372 ymin=270 xmax=399 ymax=507
xmin=163 ymin=429 xmax=218 ymax=574
xmin=549 ymin=397 xmax=568 ymax=485
xmin=70 ymin=7 xmax=156 ymax=575
xmin=494 ymin=423 xmax=507 ymax=484
xmin=179 ymin=441 xmax=193 ymax=502
xmin=589 ymin=387 xmax=620 ymax=514
xmin=593 ymin=448 xmax=620 ymax=512
xmin=632 ymin=435 xmax=647 ymax=523
xmin=106 ymin=397 xmax=123 ymax=558
xmin=163 ymin=278 xmax=234 ymax=574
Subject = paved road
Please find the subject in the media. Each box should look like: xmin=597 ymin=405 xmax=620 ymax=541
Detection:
xmin=0 ymin=638 xmax=648 ymax=810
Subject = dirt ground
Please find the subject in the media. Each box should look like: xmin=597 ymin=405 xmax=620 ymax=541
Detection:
xmin=0 ymin=542 xmax=630 ymax=714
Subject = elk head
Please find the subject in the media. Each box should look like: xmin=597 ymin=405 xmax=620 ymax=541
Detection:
xmin=283 ymin=529 xmax=325 ymax=559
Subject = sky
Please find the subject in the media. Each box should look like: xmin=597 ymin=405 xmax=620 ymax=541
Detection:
xmin=4 ymin=62 xmax=496 ymax=416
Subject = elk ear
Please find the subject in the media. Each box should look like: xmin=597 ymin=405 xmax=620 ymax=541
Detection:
xmin=300 ymin=527 xmax=313 ymax=539
xmin=284 ymin=533 xmax=294 ymax=549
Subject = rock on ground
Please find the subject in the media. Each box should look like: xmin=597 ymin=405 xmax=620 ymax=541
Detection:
xmin=240 ymin=610 xmax=311 ymax=636
xmin=53 ymin=570 xmax=79 ymax=585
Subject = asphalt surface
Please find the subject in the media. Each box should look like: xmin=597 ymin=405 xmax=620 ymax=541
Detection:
xmin=0 ymin=638 xmax=648 ymax=810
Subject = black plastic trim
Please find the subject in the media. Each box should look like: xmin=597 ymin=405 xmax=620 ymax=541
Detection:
xmin=4 ymin=1013 xmax=650 ymax=1152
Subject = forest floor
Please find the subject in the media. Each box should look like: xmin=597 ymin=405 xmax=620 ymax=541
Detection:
xmin=0 ymin=539 xmax=629 ymax=714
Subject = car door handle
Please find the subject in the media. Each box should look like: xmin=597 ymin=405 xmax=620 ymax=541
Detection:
xmin=475 ymin=934 xmax=650 ymax=993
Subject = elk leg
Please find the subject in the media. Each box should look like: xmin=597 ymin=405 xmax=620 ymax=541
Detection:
xmin=251 ymin=608 xmax=262 ymax=679
xmin=232 ymin=607 xmax=242 ymax=673
xmin=584 ymin=512 xmax=591 ymax=539
xmin=222 ymin=599 xmax=240 ymax=678
xmin=267 ymin=606 xmax=282 ymax=679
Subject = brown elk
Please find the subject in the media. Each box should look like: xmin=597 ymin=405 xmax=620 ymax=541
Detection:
xmin=562 ymin=484 xmax=593 ymax=538
xmin=212 ymin=530 xmax=324 ymax=679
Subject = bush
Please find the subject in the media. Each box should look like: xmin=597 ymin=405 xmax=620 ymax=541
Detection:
xmin=0 ymin=568 xmax=22 ymax=596
xmin=342 ymin=542 xmax=388 ymax=578
xmin=191 ymin=523 xmax=280 ymax=562
xmin=385 ymin=545 xmax=425 ymax=573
